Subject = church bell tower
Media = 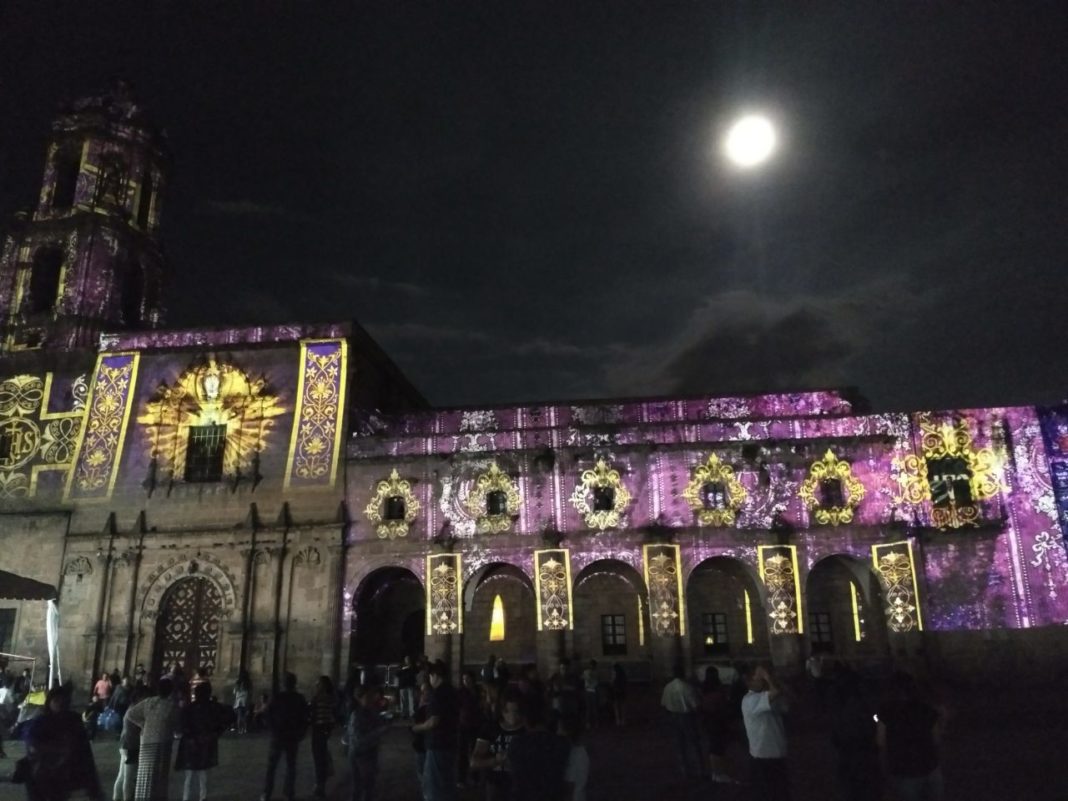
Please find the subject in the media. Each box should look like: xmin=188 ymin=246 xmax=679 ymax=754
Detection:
xmin=0 ymin=80 xmax=169 ymax=351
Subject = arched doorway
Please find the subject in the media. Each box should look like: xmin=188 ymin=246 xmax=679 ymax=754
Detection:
xmin=464 ymin=563 xmax=537 ymax=670
xmin=152 ymin=576 xmax=223 ymax=678
xmin=573 ymin=560 xmax=651 ymax=678
xmin=686 ymin=556 xmax=769 ymax=668
xmin=805 ymin=555 xmax=889 ymax=663
xmin=351 ymin=567 xmax=425 ymax=673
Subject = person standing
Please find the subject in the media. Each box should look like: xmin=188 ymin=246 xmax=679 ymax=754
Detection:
xmin=23 ymin=685 xmax=103 ymax=801
xmin=660 ymin=665 xmax=706 ymax=780
xmin=113 ymin=705 xmax=141 ymax=801
xmin=260 ymin=672 xmax=309 ymax=801
xmin=456 ymin=671 xmax=482 ymax=789
xmin=110 ymin=677 xmax=132 ymax=721
xmin=470 ymin=693 xmax=525 ymax=801
xmin=412 ymin=661 xmax=459 ymax=801
xmin=175 ymin=682 xmax=233 ymax=801
xmin=581 ymin=661 xmax=599 ymax=730
xmin=611 ymin=663 xmax=627 ymax=726
xmin=741 ymin=665 xmax=791 ymax=801
xmin=398 ymin=657 xmax=417 ymax=720
xmin=560 ymin=715 xmax=590 ymax=801
xmin=876 ymin=672 xmax=944 ymax=801
xmin=126 ymin=677 xmax=180 ymax=801
xmin=310 ymin=676 xmax=336 ymax=800
xmin=93 ymin=673 xmax=113 ymax=705
xmin=506 ymin=699 xmax=570 ymax=801
xmin=233 ymin=670 xmax=251 ymax=734
xmin=347 ymin=684 xmax=389 ymax=801
xmin=699 ymin=666 xmax=736 ymax=783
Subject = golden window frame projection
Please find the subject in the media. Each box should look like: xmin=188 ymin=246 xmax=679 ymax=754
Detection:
xmin=569 ymin=457 xmax=632 ymax=531
xmin=681 ymin=453 xmax=748 ymax=526
xmin=798 ymin=449 xmax=866 ymax=526
xmin=463 ymin=461 xmax=521 ymax=534
xmin=363 ymin=468 xmax=421 ymax=539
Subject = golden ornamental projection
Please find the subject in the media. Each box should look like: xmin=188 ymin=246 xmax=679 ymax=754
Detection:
xmin=463 ymin=462 xmax=521 ymax=534
xmin=68 ymin=353 xmax=140 ymax=500
xmin=681 ymin=454 xmax=748 ymax=526
xmin=893 ymin=415 xmax=1000 ymax=529
xmin=758 ymin=545 xmax=803 ymax=635
xmin=285 ymin=339 xmax=348 ymax=489
xmin=569 ymin=458 xmax=632 ymax=531
xmin=534 ymin=549 xmax=573 ymax=631
xmin=0 ymin=373 xmax=84 ymax=499
xmin=137 ymin=358 xmax=284 ymax=482
xmin=643 ymin=543 xmax=685 ymax=637
xmin=798 ymin=450 xmax=866 ymax=526
xmin=364 ymin=469 xmax=421 ymax=539
xmin=426 ymin=553 xmax=462 ymax=635
xmin=872 ymin=541 xmax=923 ymax=632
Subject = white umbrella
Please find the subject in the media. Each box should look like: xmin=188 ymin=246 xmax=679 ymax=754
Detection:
xmin=46 ymin=599 xmax=61 ymax=688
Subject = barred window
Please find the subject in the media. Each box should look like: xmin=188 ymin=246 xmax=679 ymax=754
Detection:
xmin=184 ymin=424 xmax=226 ymax=483
xmin=601 ymin=614 xmax=627 ymax=656
xmin=701 ymin=612 xmax=729 ymax=655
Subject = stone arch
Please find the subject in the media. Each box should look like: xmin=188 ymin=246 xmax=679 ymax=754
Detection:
xmin=462 ymin=562 xmax=537 ymax=669
xmin=804 ymin=554 xmax=889 ymax=661
xmin=139 ymin=553 xmax=239 ymax=625
xmin=572 ymin=559 xmax=651 ymax=668
xmin=685 ymin=555 xmax=770 ymax=664
xmin=350 ymin=565 xmax=425 ymax=673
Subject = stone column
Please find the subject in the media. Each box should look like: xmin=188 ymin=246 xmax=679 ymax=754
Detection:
xmin=768 ymin=633 xmax=804 ymax=673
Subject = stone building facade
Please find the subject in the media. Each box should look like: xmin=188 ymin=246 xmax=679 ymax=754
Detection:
xmin=1 ymin=88 xmax=1067 ymax=693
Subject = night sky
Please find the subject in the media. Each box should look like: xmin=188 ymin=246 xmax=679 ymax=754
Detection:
xmin=2 ymin=4 xmax=1066 ymax=411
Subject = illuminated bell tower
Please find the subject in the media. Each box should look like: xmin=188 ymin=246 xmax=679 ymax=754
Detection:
xmin=0 ymin=80 xmax=169 ymax=351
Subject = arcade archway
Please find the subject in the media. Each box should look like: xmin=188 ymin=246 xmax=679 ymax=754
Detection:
xmin=351 ymin=567 xmax=425 ymax=671
xmin=464 ymin=563 xmax=537 ymax=669
xmin=573 ymin=559 xmax=651 ymax=674
xmin=686 ymin=556 xmax=769 ymax=666
xmin=152 ymin=576 xmax=223 ymax=679
xmin=805 ymin=555 xmax=889 ymax=662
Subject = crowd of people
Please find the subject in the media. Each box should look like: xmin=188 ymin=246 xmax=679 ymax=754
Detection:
xmin=0 ymin=654 xmax=948 ymax=801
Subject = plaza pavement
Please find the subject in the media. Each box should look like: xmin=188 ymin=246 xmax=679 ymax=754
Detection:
xmin=1 ymin=683 xmax=1065 ymax=801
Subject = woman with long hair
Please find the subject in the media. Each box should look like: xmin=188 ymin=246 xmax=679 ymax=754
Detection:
xmin=23 ymin=684 xmax=102 ymax=801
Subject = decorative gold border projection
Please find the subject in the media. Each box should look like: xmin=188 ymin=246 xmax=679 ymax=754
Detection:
xmin=798 ymin=449 xmax=866 ymax=526
xmin=425 ymin=553 xmax=463 ymax=636
xmin=871 ymin=540 xmax=924 ymax=632
xmin=893 ymin=414 xmax=1000 ymax=529
xmin=569 ymin=458 xmax=632 ymax=531
xmin=284 ymin=338 xmax=348 ymax=489
xmin=758 ymin=544 xmax=803 ymax=635
xmin=66 ymin=352 xmax=140 ymax=501
xmin=463 ymin=462 xmax=521 ymax=533
xmin=681 ymin=453 xmax=747 ymax=526
xmin=364 ymin=469 xmax=421 ymax=539
xmin=643 ymin=543 xmax=685 ymax=636
xmin=534 ymin=548 xmax=573 ymax=631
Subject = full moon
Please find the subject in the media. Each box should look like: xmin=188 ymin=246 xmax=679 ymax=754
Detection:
xmin=723 ymin=114 xmax=777 ymax=167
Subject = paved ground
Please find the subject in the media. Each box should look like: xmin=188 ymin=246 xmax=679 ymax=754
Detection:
xmin=2 ymin=683 xmax=1067 ymax=801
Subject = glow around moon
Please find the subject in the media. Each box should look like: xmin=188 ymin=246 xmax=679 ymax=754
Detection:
xmin=724 ymin=114 xmax=777 ymax=167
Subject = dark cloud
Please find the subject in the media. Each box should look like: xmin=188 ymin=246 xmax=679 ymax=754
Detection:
xmin=1 ymin=5 xmax=1066 ymax=411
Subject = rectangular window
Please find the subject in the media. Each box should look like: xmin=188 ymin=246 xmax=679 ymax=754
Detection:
xmin=927 ymin=456 xmax=973 ymax=507
xmin=601 ymin=613 xmax=627 ymax=656
xmin=184 ymin=424 xmax=226 ymax=483
xmin=0 ymin=609 xmax=15 ymax=653
xmin=701 ymin=612 xmax=729 ymax=655
xmin=808 ymin=611 xmax=834 ymax=653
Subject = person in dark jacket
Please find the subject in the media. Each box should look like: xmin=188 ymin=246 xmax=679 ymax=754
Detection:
xmin=24 ymin=684 xmax=103 ymax=801
xmin=310 ymin=676 xmax=336 ymax=799
xmin=347 ymin=684 xmax=389 ymax=801
xmin=175 ymin=682 xmax=234 ymax=801
xmin=260 ymin=673 xmax=309 ymax=801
